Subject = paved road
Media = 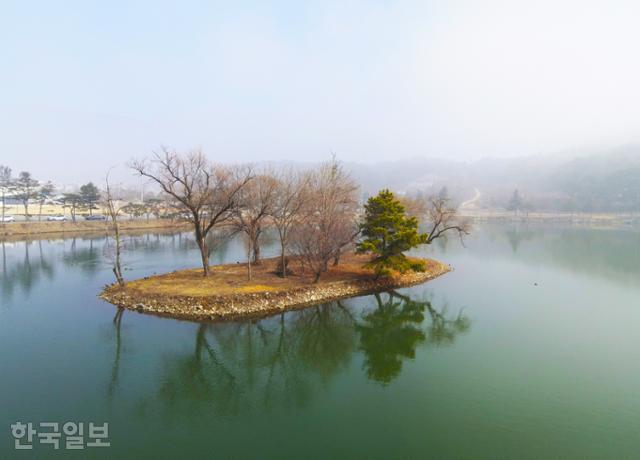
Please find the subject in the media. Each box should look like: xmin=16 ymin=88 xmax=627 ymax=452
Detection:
xmin=460 ymin=188 xmax=481 ymax=209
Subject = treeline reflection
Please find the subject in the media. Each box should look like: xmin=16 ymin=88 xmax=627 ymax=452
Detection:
xmin=111 ymin=291 xmax=469 ymax=416
xmin=489 ymin=224 xmax=640 ymax=283
xmin=1 ymin=240 xmax=55 ymax=302
xmin=4 ymin=224 xmax=638 ymax=305
xmin=0 ymin=232 xmax=197 ymax=302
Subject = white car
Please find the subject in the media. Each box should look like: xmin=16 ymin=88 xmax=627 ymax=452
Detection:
xmin=47 ymin=215 xmax=67 ymax=222
xmin=0 ymin=215 xmax=15 ymax=222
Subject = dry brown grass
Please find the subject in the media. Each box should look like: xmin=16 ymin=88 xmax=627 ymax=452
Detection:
xmin=124 ymin=253 xmax=440 ymax=298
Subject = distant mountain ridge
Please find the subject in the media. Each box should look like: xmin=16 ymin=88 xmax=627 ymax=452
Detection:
xmin=341 ymin=144 xmax=640 ymax=212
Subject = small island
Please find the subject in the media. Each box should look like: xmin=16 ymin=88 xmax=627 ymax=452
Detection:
xmin=99 ymin=155 xmax=469 ymax=321
xmin=100 ymin=254 xmax=451 ymax=321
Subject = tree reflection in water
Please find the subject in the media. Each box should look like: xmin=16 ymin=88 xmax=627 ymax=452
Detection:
xmin=108 ymin=307 xmax=125 ymax=400
xmin=158 ymin=323 xmax=241 ymax=414
xmin=358 ymin=291 xmax=470 ymax=384
xmin=131 ymin=291 xmax=469 ymax=416
xmin=62 ymin=237 xmax=104 ymax=275
xmin=1 ymin=240 xmax=55 ymax=303
xmin=154 ymin=304 xmax=359 ymax=415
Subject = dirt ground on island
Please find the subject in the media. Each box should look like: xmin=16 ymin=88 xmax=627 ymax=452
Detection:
xmin=100 ymin=254 xmax=452 ymax=321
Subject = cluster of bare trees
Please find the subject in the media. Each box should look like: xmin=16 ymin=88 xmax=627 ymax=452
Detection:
xmin=230 ymin=172 xmax=278 ymax=280
xmin=132 ymin=149 xmax=252 ymax=277
xmin=230 ymin=160 xmax=359 ymax=282
xmin=131 ymin=149 xmax=360 ymax=282
xmin=127 ymin=148 xmax=470 ymax=285
xmin=290 ymin=160 xmax=359 ymax=281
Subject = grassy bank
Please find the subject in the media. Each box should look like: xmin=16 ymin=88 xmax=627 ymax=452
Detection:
xmin=100 ymin=253 xmax=451 ymax=321
xmin=0 ymin=219 xmax=191 ymax=240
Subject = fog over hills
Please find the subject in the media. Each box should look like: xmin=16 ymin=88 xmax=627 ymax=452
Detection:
xmin=345 ymin=144 xmax=640 ymax=212
xmin=32 ymin=144 xmax=640 ymax=213
xmin=137 ymin=145 xmax=640 ymax=212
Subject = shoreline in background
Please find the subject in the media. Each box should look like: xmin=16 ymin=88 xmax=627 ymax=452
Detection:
xmin=458 ymin=210 xmax=640 ymax=227
xmin=0 ymin=219 xmax=191 ymax=241
xmin=2 ymin=210 xmax=638 ymax=242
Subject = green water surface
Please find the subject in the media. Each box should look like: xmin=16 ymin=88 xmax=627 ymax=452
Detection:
xmin=1 ymin=224 xmax=639 ymax=459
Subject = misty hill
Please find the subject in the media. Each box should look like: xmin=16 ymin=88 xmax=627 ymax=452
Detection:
xmin=345 ymin=145 xmax=640 ymax=212
xmin=78 ymin=145 xmax=640 ymax=214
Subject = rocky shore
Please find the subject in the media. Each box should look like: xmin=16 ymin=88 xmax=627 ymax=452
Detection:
xmin=100 ymin=260 xmax=451 ymax=321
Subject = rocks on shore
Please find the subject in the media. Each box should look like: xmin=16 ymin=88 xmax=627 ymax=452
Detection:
xmin=99 ymin=261 xmax=451 ymax=321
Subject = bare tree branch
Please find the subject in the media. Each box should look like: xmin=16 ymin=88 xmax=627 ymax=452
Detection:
xmin=130 ymin=148 xmax=253 ymax=276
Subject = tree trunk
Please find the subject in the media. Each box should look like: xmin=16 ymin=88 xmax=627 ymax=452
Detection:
xmin=247 ymin=241 xmax=252 ymax=281
xmin=200 ymin=247 xmax=210 ymax=276
xmin=321 ymin=258 xmax=329 ymax=273
xmin=112 ymin=216 xmax=125 ymax=287
xmin=198 ymin=239 xmax=210 ymax=277
xmin=280 ymin=241 xmax=287 ymax=278
xmin=38 ymin=201 xmax=43 ymax=221
xmin=252 ymin=239 xmax=261 ymax=265
xmin=195 ymin=224 xmax=210 ymax=277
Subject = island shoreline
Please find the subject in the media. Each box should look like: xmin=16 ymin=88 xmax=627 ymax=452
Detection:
xmin=99 ymin=258 xmax=451 ymax=322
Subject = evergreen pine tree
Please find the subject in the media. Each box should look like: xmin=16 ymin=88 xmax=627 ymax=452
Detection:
xmin=357 ymin=189 xmax=428 ymax=277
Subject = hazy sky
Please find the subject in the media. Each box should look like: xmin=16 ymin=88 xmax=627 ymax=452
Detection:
xmin=2 ymin=0 xmax=639 ymax=183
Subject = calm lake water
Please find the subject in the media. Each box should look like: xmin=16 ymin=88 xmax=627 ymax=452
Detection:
xmin=1 ymin=223 xmax=640 ymax=459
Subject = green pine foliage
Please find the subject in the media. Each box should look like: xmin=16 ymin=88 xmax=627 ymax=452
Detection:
xmin=357 ymin=189 xmax=428 ymax=277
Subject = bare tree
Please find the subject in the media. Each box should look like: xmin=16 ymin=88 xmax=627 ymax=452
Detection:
xmin=398 ymin=194 xmax=428 ymax=218
xmin=329 ymin=212 xmax=360 ymax=266
xmin=399 ymin=193 xmax=470 ymax=243
xmin=291 ymin=221 xmax=328 ymax=282
xmin=291 ymin=215 xmax=358 ymax=282
xmin=131 ymin=148 xmax=252 ymax=276
xmin=423 ymin=196 xmax=471 ymax=244
xmin=270 ymin=169 xmax=310 ymax=277
xmin=292 ymin=158 xmax=359 ymax=282
xmin=104 ymin=173 xmax=125 ymax=287
xmin=231 ymin=173 xmax=278 ymax=280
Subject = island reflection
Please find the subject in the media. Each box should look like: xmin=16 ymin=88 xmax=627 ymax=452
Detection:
xmin=119 ymin=291 xmax=469 ymax=417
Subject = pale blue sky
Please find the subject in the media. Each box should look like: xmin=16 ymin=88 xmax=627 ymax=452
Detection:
xmin=2 ymin=0 xmax=639 ymax=183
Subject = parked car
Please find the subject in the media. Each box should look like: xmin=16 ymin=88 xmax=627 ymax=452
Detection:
xmin=0 ymin=215 xmax=15 ymax=222
xmin=84 ymin=215 xmax=107 ymax=221
xmin=47 ymin=215 xmax=67 ymax=222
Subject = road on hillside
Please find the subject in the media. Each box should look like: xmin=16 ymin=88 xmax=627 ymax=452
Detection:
xmin=460 ymin=188 xmax=481 ymax=209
